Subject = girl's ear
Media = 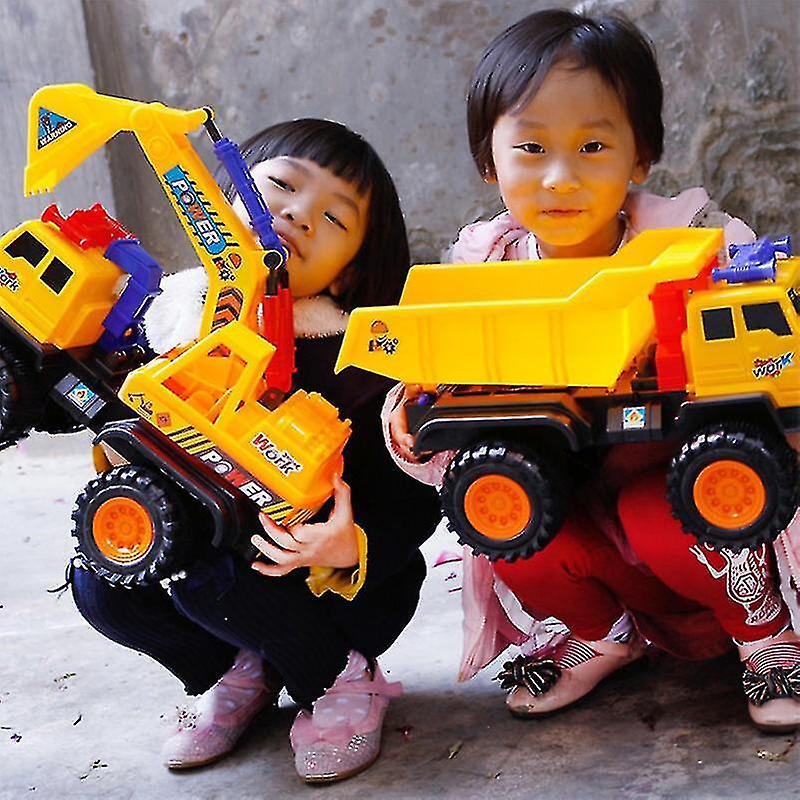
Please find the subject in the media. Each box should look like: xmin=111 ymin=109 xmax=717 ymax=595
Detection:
xmin=631 ymin=160 xmax=650 ymax=186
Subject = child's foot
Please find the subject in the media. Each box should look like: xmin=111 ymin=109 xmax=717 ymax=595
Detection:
xmin=290 ymin=651 xmax=402 ymax=783
xmin=161 ymin=649 xmax=281 ymax=769
xmin=500 ymin=634 xmax=646 ymax=718
xmin=738 ymin=629 xmax=800 ymax=733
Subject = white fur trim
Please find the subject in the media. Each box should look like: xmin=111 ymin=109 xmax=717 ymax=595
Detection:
xmin=143 ymin=267 xmax=347 ymax=354
xmin=144 ymin=268 xmax=206 ymax=354
xmin=292 ymin=295 xmax=348 ymax=338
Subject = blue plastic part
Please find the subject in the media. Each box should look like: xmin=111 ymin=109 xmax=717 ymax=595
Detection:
xmin=97 ymin=239 xmax=164 ymax=353
xmin=212 ymin=137 xmax=286 ymax=264
xmin=712 ymin=235 xmax=793 ymax=284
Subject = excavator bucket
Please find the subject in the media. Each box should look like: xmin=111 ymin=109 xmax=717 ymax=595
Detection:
xmin=25 ymin=84 xmax=207 ymax=196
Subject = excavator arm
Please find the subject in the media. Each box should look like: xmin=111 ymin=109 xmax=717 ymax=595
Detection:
xmin=24 ymin=84 xmax=277 ymax=342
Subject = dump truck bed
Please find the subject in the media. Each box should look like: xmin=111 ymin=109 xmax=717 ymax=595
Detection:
xmin=336 ymin=228 xmax=723 ymax=388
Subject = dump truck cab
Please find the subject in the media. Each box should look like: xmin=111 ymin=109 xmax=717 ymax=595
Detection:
xmin=685 ymin=257 xmax=800 ymax=411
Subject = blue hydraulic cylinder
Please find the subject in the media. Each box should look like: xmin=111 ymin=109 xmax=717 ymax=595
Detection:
xmin=211 ymin=135 xmax=286 ymax=269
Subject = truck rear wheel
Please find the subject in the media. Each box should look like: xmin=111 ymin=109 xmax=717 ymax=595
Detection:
xmin=0 ymin=340 xmax=41 ymax=449
xmin=667 ymin=423 xmax=799 ymax=552
xmin=441 ymin=441 xmax=565 ymax=561
xmin=72 ymin=465 xmax=184 ymax=587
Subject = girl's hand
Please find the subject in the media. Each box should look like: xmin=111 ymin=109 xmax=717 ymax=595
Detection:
xmin=251 ymin=474 xmax=359 ymax=577
xmin=389 ymin=384 xmax=422 ymax=463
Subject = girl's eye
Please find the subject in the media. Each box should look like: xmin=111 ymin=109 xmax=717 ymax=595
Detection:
xmin=268 ymin=176 xmax=293 ymax=191
xmin=580 ymin=141 xmax=604 ymax=154
xmin=513 ymin=142 xmax=545 ymax=154
xmin=324 ymin=211 xmax=347 ymax=231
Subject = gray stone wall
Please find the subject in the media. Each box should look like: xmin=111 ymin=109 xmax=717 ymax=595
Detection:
xmin=1 ymin=0 xmax=798 ymax=267
xmin=0 ymin=0 xmax=114 ymax=230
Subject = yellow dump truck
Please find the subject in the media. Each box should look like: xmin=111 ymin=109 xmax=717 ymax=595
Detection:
xmin=337 ymin=228 xmax=800 ymax=560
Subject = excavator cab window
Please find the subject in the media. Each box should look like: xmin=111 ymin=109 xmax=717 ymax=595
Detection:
xmin=742 ymin=302 xmax=791 ymax=337
xmin=5 ymin=231 xmax=47 ymax=267
xmin=39 ymin=257 xmax=72 ymax=294
xmin=701 ymin=307 xmax=735 ymax=341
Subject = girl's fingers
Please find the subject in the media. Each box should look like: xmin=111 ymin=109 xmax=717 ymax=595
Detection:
xmin=251 ymin=560 xmax=295 ymax=578
xmin=330 ymin=473 xmax=353 ymax=522
xmin=399 ymin=432 xmax=420 ymax=463
xmin=258 ymin=515 xmax=301 ymax=552
xmin=251 ymin=533 xmax=304 ymax=565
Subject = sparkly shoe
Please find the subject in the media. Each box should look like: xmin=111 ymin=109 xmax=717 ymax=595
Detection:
xmin=738 ymin=629 xmax=800 ymax=734
xmin=161 ymin=649 xmax=280 ymax=769
xmin=290 ymin=651 xmax=402 ymax=783
xmin=500 ymin=634 xmax=646 ymax=718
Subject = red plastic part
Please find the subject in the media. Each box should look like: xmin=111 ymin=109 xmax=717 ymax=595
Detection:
xmin=258 ymin=287 xmax=296 ymax=394
xmin=649 ymin=256 xmax=716 ymax=392
xmin=41 ymin=203 xmax=135 ymax=251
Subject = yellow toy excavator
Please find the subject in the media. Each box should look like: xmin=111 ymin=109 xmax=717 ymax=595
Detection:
xmin=0 ymin=85 xmax=350 ymax=586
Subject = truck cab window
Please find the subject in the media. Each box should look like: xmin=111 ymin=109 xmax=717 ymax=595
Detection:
xmin=742 ymin=302 xmax=791 ymax=336
xmin=5 ymin=230 xmax=47 ymax=266
xmin=701 ymin=307 xmax=735 ymax=341
xmin=40 ymin=257 xmax=72 ymax=294
xmin=788 ymin=287 xmax=800 ymax=315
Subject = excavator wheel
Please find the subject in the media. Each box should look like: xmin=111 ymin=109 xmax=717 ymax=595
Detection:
xmin=441 ymin=440 xmax=565 ymax=562
xmin=72 ymin=464 xmax=184 ymax=587
xmin=667 ymin=422 xmax=799 ymax=552
xmin=0 ymin=340 xmax=42 ymax=450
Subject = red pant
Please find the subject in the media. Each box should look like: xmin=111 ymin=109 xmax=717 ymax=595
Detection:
xmin=494 ymin=469 xmax=789 ymax=645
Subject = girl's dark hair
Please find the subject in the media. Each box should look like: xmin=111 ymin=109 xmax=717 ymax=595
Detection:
xmin=219 ymin=118 xmax=409 ymax=311
xmin=467 ymin=9 xmax=664 ymax=179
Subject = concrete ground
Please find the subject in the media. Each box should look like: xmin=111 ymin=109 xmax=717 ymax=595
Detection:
xmin=1 ymin=432 xmax=798 ymax=800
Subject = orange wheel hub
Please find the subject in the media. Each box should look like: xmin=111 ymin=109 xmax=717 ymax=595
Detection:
xmin=464 ymin=474 xmax=532 ymax=540
xmin=92 ymin=497 xmax=154 ymax=564
xmin=693 ymin=459 xmax=766 ymax=531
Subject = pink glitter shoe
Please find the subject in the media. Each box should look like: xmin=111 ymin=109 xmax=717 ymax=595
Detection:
xmin=290 ymin=651 xmax=402 ymax=783
xmin=161 ymin=649 xmax=280 ymax=769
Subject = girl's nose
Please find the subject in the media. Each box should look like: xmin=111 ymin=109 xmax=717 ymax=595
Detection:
xmin=543 ymin=160 xmax=580 ymax=193
xmin=282 ymin=206 xmax=313 ymax=234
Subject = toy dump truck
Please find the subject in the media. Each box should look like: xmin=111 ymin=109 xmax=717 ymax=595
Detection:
xmin=0 ymin=84 xmax=350 ymax=586
xmin=336 ymin=228 xmax=800 ymax=560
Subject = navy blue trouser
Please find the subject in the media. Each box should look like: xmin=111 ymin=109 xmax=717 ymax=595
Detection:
xmin=71 ymin=552 xmax=418 ymax=706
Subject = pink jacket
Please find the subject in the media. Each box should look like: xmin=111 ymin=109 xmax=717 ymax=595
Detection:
xmin=383 ymin=188 xmax=800 ymax=680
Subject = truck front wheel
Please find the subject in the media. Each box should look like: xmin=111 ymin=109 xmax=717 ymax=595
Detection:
xmin=72 ymin=465 xmax=184 ymax=587
xmin=0 ymin=340 xmax=41 ymax=449
xmin=441 ymin=441 xmax=565 ymax=562
xmin=667 ymin=423 xmax=799 ymax=552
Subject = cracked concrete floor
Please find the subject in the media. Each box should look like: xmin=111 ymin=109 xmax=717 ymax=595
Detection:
xmin=1 ymin=431 xmax=798 ymax=799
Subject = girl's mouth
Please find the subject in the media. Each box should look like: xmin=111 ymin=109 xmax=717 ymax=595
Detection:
xmin=543 ymin=209 xmax=584 ymax=218
xmin=277 ymin=232 xmax=302 ymax=260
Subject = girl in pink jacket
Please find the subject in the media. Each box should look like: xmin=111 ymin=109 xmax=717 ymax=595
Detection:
xmin=387 ymin=9 xmax=800 ymax=733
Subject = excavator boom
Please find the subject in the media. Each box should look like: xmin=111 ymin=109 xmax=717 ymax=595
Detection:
xmin=25 ymin=84 xmax=268 ymax=340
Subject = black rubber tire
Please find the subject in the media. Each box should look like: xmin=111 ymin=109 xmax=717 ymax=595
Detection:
xmin=667 ymin=422 xmax=799 ymax=552
xmin=0 ymin=340 xmax=42 ymax=449
xmin=71 ymin=465 xmax=185 ymax=587
xmin=441 ymin=440 xmax=565 ymax=562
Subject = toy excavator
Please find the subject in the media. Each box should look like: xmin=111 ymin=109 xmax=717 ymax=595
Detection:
xmin=0 ymin=85 xmax=350 ymax=585
xmin=336 ymin=228 xmax=800 ymax=560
